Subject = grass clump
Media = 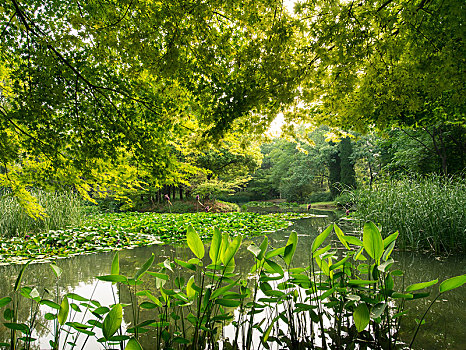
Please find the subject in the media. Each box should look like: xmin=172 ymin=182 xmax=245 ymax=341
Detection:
xmin=0 ymin=189 xmax=85 ymax=238
xmin=343 ymin=175 xmax=466 ymax=252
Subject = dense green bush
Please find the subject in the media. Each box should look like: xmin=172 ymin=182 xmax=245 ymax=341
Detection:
xmin=307 ymin=191 xmax=333 ymax=203
xmin=346 ymin=175 xmax=466 ymax=252
xmin=0 ymin=190 xmax=84 ymax=238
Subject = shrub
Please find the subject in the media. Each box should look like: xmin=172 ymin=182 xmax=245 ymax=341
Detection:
xmin=307 ymin=191 xmax=333 ymax=203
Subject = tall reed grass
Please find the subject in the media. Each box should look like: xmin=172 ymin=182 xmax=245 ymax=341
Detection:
xmin=0 ymin=190 xmax=85 ymax=238
xmin=346 ymin=175 xmax=466 ymax=252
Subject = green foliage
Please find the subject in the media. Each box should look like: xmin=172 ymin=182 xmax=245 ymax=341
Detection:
xmin=0 ymin=190 xmax=85 ymax=238
xmin=296 ymin=0 xmax=466 ymax=131
xmin=347 ymin=175 xmax=466 ymax=252
xmin=247 ymin=127 xmax=337 ymax=202
xmin=1 ymin=223 xmax=464 ymax=349
xmin=0 ymin=0 xmax=302 ymax=214
xmin=0 ymin=212 xmax=311 ymax=264
xmin=339 ymin=137 xmax=357 ymax=189
xmin=307 ymin=191 xmax=333 ymax=203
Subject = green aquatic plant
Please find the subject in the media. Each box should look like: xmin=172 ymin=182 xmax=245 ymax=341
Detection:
xmin=0 ymin=223 xmax=465 ymax=349
xmin=0 ymin=190 xmax=85 ymax=238
xmin=0 ymin=212 xmax=312 ymax=264
xmin=341 ymin=175 xmax=466 ymax=252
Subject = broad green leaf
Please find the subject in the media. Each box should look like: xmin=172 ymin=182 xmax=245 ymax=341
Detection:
xmin=283 ymin=231 xmax=298 ymax=266
xmin=4 ymin=323 xmax=30 ymax=334
xmin=348 ymin=279 xmax=378 ymax=286
xmin=439 ymin=274 xmax=466 ymax=293
xmin=209 ymin=227 xmax=221 ymax=264
xmin=354 ymin=246 xmax=367 ymax=261
xmin=258 ymin=236 xmax=268 ymax=260
xmin=406 ymin=279 xmax=438 ymax=292
xmin=370 ymin=303 xmax=387 ymax=319
xmin=353 ymin=303 xmax=370 ymax=332
xmin=382 ymin=240 xmax=396 ymax=261
xmin=264 ymin=259 xmax=284 ymax=276
xmin=58 ymin=296 xmax=69 ymax=325
xmin=139 ymin=302 xmax=157 ymax=309
xmin=329 ymin=254 xmax=353 ymax=271
xmin=392 ymin=292 xmax=413 ymax=299
xmin=146 ymin=272 xmax=169 ymax=280
xmin=66 ymin=293 xmax=88 ymax=302
xmin=134 ymin=253 xmax=155 ymax=281
xmin=344 ymin=235 xmax=363 ymax=247
xmin=363 ymin=221 xmax=383 ymax=262
xmin=215 ymin=299 xmax=241 ymax=307
xmin=50 ymin=264 xmax=62 ymax=279
xmin=174 ymin=258 xmax=196 ymax=271
xmin=187 ymin=225 xmax=204 ymax=260
xmin=186 ymin=276 xmax=196 ymax=300
xmin=136 ymin=291 xmax=162 ymax=306
xmin=111 ymin=252 xmax=119 ymax=275
xmin=211 ymin=280 xmax=238 ymax=299
xmin=311 ymin=224 xmax=333 ymax=253
xmin=334 ymin=224 xmax=350 ymax=249
xmin=125 ymin=338 xmax=143 ymax=350
xmin=40 ymin=299 xmax=60 ymax=310
xmin=103 ymin=304 xmax=123 ymax=340
xmin=265 ymin=246 xmax=285 ymax=259
xmin=219 ymin=233 xmax=229 ymax=263
xmin=223 ymin=235 xmax=242 ymax=266
xmin=313 ymin=244 xmax=331 ymax=258
xmin=96 ymin=275 xmax=127 ymax=283
xmin=0 ymin=297 xmax=12 ymax=308
xmin=383 ymin=231 xmax=399 ymax=248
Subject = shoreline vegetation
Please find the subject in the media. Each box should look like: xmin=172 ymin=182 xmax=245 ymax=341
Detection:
xmin=337 ymin=176 xmax=466 ymax=253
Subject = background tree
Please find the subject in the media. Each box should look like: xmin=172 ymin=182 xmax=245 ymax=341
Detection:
xmin=339 ymin=137 xmax=357 ymax=190
xmin=0 ymin=0 xmax=303 ymax=211
xmin=294 ymin=0 xmax=465 ymax=131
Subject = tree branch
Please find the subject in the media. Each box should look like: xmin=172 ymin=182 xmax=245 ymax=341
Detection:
xmin=0 ymin=10 xmax=16 ymax=38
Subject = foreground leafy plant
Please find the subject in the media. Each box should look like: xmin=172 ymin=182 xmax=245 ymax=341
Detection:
xmin=0 ymin=222 xmax=464 ymax=349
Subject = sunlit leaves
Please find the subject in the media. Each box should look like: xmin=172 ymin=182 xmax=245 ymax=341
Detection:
xmin=353 ymin=303 xmax=370 ymax=332
xmin=187 ymin=225 xmax=205 ymax=260
xmin=102 ymin=304 xmax=123 ymax=340
xmin=439 ymin=274 xmax=466 ymax=293
xmin=363 ymin=221 xmax=383 ymax=263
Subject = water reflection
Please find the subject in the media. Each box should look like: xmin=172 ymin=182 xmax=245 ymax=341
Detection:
xmin=0 ymin=213 xmax=464 ymax=349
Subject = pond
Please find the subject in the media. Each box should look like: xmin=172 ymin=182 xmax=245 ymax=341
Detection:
xmin=0 ymin=212 xmax=465 ymax=349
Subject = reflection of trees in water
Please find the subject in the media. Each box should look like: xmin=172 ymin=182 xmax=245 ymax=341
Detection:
xmin=0 ymin=252 xmax=115 ymax=345
xmin=394 ymin=252 xmax=466 ymax=350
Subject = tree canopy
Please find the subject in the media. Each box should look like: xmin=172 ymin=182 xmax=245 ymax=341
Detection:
xmin=0 ymin=0 xmax=464 ymax=213
xmin=0 ymin=0 xmax=302 ymax=212
xmin=294 ymin=0 xmax=465 ymax=130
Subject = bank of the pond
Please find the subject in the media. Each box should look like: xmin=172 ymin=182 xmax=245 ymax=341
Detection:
xmin=0 ymin=212 xmax=316 ymax=265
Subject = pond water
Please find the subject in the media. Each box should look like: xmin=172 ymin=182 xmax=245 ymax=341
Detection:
xmin=0 ymin=212 xmax=465 ymax=349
